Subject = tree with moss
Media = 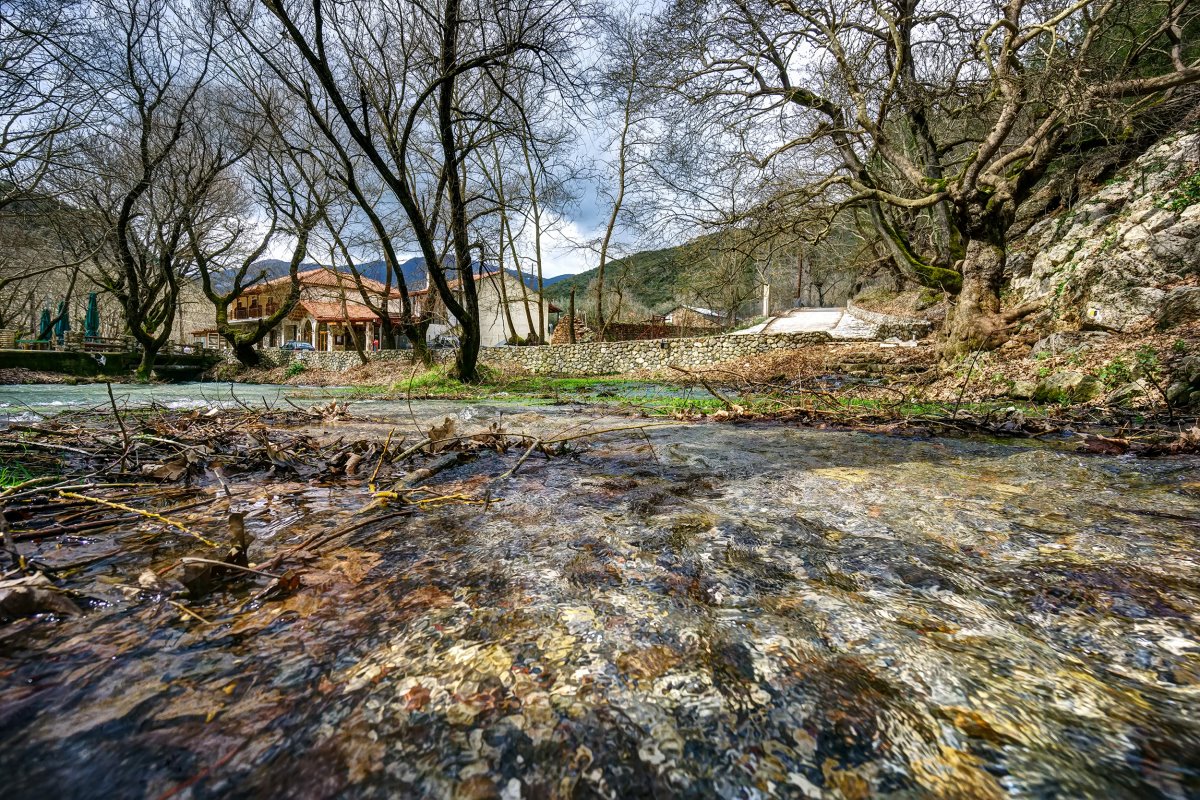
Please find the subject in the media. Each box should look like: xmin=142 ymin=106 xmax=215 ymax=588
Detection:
xmin=657 ymin=0 xmax=1200 ymax=352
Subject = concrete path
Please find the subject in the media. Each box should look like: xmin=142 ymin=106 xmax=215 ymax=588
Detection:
xmin=732 ymin=307 xmax=875 ymax=338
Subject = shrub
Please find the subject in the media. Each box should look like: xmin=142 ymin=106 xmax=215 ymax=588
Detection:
xmin=1098 ymin=357 xmax=1132 ymax=388
xmin=1164 ymin=170 xmax=1200 ymax=212
xmin=285 ymin=361 xmax=306 ymax=378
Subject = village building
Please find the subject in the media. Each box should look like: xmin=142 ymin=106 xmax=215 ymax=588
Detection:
xmin=191 ymin=266 xmax=558 ymax=350
xmin=415 ymin=268 xmax=560 ymax=347
xmin=662 ymin=305 xmax=726 ymax=327
xmin=191 ymin=268 xmax=404 ymax=351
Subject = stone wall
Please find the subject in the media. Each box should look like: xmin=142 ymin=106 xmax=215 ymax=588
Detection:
xmin=479 ymin=331 xmax=832 ymax=375
xmin=844 ymin=301 xmax=934 ymax=340
xmin=248 ymin=348 xmax=429 ymax=372
xmin=249 ymin=331 xmax=834 ymax=376
xmin=0 ymin=348 xmax=138 ymax=377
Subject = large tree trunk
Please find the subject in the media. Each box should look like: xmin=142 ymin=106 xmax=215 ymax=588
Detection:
xmin=403 ymin=320 xmax=434 ymax=367
xmin=944 ymin=234 xmax=1007 ymax=355
xmin=135 ymin=345 xmax=161 ymax=381
xmin=456 ymin=325 xmax=480 ymax=380
xmin=234 ymin=340 xmax=262 ymax=368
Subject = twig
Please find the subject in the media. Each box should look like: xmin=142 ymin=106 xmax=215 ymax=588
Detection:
xmin=541 ymin=422 xmax=684 ymax=444
xmin=498 ymin=438 xmax=541 ymax=479
xmin=58 ymin=491 xmax=220 ymax=548
xmin=269 ymin=509 xmax=414 ymax=563
xmin=668 ymin=364 xmax=736 ymax=410
xmin=405 ymin=363 xmax=425 ymax=437
xmin=0 ymin=475 xmax=66 ymax=498
xmin=168 ymin=599 xmax=212 ymax=625
xmin=368 ymin=427 xmax=396 ymax=487
xmin=177 ymin=557 xmax=282 ymax=579
xmin=952 ymin=349 xmax=983 ymax=420
xmin=0 ymin=440 xmax=93 ymax=456
xmin=107 ymin=381 xmax=132 ymax=470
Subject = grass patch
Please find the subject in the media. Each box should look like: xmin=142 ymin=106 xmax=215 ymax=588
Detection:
xmin=315 ymin=367 xmax=658 ymax=404
xmin=0 ymin=459 xmax=37 ymax=487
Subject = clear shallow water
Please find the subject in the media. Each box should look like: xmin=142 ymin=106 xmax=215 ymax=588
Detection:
xmin=0 ymin=382 xmax=334 ymax=421
xmin=1 ymin=403 xmax=1198 ymax=798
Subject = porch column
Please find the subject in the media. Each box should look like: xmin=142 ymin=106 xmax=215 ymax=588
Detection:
xmin=310 ymin=319 xmax=319 ymax=348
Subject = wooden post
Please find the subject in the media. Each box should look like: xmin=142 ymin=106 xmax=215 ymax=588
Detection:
xmin=568 ymin=288 xmax=576 ymax=344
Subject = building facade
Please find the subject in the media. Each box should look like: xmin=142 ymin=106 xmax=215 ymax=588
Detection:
xmin=192 ymin=268 xmax=404 ymax=351
xmin=192 ymin=266 xmax=557 ymax=351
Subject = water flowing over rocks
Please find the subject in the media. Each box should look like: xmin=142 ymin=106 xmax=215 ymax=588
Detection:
xmin=1 ymin=399 xmax=1198 ymax=798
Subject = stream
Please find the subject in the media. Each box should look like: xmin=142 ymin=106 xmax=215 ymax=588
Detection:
xmin=1 ymin=385 xmax=1198 ymax=798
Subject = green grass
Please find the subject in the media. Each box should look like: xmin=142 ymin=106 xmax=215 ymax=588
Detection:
xmin=311 ymin=368 xmax=654 ymax=404
xmin=0 ymin=460 xmax=36 ymax=487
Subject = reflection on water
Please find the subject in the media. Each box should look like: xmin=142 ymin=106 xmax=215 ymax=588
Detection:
xmin=1 ymin=404 xmax=1198 ymax=798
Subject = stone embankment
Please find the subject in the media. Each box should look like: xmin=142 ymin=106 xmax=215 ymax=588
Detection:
xmin=482 ymin=331 xmax=833 ymax=375
xmin=245 ymin=305 xmax=937 ymax=377
xmin=253 ymin=330 xmax=844 ymax=376
xmin=843 ymin=301 xmax=934 ymax=340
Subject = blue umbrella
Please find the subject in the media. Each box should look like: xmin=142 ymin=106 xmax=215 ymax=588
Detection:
xmin=54 ymin=300 xmax=70 ymax=344
xmin=84 ymin=292 xmax=100 ymax=339
xmin=38 ymin=308 xmax=51 ymax=341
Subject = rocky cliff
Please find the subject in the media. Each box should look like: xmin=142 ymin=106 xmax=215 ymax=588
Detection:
xmin=1011 ymin=128 xmax=1200 ymax=333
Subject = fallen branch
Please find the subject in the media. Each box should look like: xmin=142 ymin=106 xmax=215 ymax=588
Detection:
xmin=668 ymin=364 xmax=736 ymax=411
xmin=58 ymin=491 xmax=220 ymax=549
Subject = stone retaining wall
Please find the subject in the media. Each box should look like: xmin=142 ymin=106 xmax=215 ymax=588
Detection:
xmin=844 ymin=301 xmax=933 ymax=340
xmin=249 ymin=348 xmax=424 ymax=372
xmin=248 ymin=330 xmax=835 ymax=376
xmin=479 ymin=331 xmax=832 ymax=375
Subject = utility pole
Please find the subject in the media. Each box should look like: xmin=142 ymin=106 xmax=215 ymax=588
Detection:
xmin=794 ymin=249 xmax=806 ymax=308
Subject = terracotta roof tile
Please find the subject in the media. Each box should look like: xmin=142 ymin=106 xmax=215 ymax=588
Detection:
xmin=295 ymin=299 xmax=398 ymax=323
xmin=245 ymin=268 xmax=401 ymax=298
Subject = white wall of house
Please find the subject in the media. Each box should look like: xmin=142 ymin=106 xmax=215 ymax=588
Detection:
xmin=475 ymin=274 xmax=552 ymax=346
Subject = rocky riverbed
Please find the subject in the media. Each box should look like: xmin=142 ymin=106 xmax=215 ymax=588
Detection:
xmin=1 ymin=395 xmax=1198 ymax=798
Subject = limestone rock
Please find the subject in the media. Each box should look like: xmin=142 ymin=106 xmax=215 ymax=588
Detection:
xmin=1166 ymin=355 xmax=1200 ymax=406
xmin=1031 ymin=331 xmax=1109 ymax=355
xmin=1156 ymin=287 xmax=1200 ymax=329
xmin=1011 ymin=130 xmax=1200 ymax=331
xmin=1107 ymin=381 xmax=1148 ymax=407
xmin=1082 ymin=287 xmax=1166 ymax=332
xmin=1033 ymin=370 xmax=1101 ymax=403
xmin=1008 ymin=380 xmax=1037 ymax=400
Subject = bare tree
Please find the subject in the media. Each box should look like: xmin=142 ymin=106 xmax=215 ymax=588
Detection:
xmin=657 ymin=0 xmax=1200 ymax=351
xmin=230 ymin=0 xmax=585 ymax=380
xmin=61 ymin=0 xmax=222 ymax=379
xmin=0 ymin=1 xmax=101 ymax=320
xmin=188 ymin=96 xmax=329 ymax=368
xmin=590 ymin=9 xmax=657 ymax=336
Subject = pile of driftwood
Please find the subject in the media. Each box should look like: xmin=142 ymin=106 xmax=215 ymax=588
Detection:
xmin=1 ymin=399 xmax=669 ymax=624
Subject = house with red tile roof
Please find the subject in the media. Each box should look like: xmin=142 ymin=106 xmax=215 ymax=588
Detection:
xmin=191 ymin=265 xmax=557 ymax=351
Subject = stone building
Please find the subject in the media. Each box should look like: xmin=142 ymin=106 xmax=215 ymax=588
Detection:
xmin=191 ymin=265 xmax=557 ymax=350
xmin=662 ymin=305 xmax=725 ymax=327
xmin=415 ymin=268 xmax=559 ymax=346
xmin=192 ymin=268 xmax=404 ymax=351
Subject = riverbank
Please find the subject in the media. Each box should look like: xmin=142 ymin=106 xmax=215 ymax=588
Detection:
xmin=0 ymin=367 xmax=132 ymax=385
xmin=207 ymin=325 xmax=1200 ymax=452
xmin=5 ymin=321 xmax=1196 ymax=444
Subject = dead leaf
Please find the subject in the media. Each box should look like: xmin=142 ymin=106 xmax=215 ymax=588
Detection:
xmin=0 ymin=574 xmax=83 ymax=620
xmin=428 ymin=417 xmax=457 ymax=453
